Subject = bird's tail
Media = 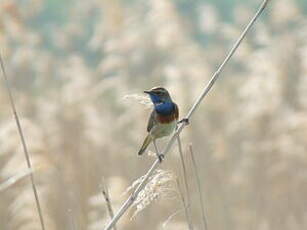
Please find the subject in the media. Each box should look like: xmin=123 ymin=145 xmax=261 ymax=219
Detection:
xmin=138 ymin=134 xmax=152 ymax=156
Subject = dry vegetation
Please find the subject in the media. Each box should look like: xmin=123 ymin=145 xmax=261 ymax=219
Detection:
xmin=0 ymin=0 xmax=307 ymax=229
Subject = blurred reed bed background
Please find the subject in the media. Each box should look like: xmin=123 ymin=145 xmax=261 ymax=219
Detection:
xmin=0 ymin=0 xmax=307 ymax=229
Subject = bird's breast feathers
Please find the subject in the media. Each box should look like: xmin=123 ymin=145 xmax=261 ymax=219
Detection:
xmin=150 ymin=119 xmax=177 ymax=138
xmin=156 ymin=103 xmax=179 ymax=124
xmin=149 ymin=103 xmax=179 ymax=139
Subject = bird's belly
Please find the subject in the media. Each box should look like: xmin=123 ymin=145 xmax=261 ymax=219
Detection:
xmin=150 ymin=120 xmax=177 ymax=139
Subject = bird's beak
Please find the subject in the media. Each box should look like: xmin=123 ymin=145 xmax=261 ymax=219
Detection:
xmin=144 ymin=90 xmax=151 ymax=94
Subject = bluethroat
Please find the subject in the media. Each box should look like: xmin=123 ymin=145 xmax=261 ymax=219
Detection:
xmin=138 ymin=87 xmax=179 ymax=162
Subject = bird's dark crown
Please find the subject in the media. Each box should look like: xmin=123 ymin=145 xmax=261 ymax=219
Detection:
xmin=144 ymin=86 xmax=170 ymax=97
xmin=144 ymin=86 xmax=173 ymax=105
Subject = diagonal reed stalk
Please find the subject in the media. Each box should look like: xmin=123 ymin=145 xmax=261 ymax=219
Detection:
xmin=104 ymin=1 xmax=270 ymax=229
xmin=188 ymin=144 xmax=208 ymax=230
xmin=0 ymin=54 xmax=46 ymax=230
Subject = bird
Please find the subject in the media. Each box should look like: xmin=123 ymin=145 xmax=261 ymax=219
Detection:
xmin=138 ymin=87 xmax=179 ymax=162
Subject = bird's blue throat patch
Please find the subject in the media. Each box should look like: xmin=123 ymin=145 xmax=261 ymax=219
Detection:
xmin=149 ymin=94 xmax=161 ymax=104
xmin=155 ymin=102 xmax=174 ymax=115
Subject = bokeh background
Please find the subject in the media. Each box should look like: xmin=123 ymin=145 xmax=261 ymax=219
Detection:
xmin=0 ymin=0 xmax=307 ymax=229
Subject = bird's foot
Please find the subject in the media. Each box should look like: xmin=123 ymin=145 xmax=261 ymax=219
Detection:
xmin=157 ymin=154 xmax=165 ymax=163
xmin=178 ymin=118 xmax=190 ymax=126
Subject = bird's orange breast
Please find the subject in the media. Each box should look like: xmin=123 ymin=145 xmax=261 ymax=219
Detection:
xmin=156 ymin=104 xmax=179 ymax=124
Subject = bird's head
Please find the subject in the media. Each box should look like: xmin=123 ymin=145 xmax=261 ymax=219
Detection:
xmin=144 ymin=87 xmax=172 ymax=104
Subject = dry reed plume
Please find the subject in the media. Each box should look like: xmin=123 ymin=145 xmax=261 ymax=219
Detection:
xmin=0 ymin=0 xmax=306 ymax=229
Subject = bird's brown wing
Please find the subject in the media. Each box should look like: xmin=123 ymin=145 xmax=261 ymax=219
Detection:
xmin=174 ymin=103 xmax=179 ymax=120
xmin=147 ymin=110 xmax=156 ymax=132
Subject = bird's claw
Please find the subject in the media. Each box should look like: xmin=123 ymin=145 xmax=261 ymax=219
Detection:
xmin=158 ymin=154 xmax=165 ymax=163
xmin=178 ymin=118 xmax=190 ymax=126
